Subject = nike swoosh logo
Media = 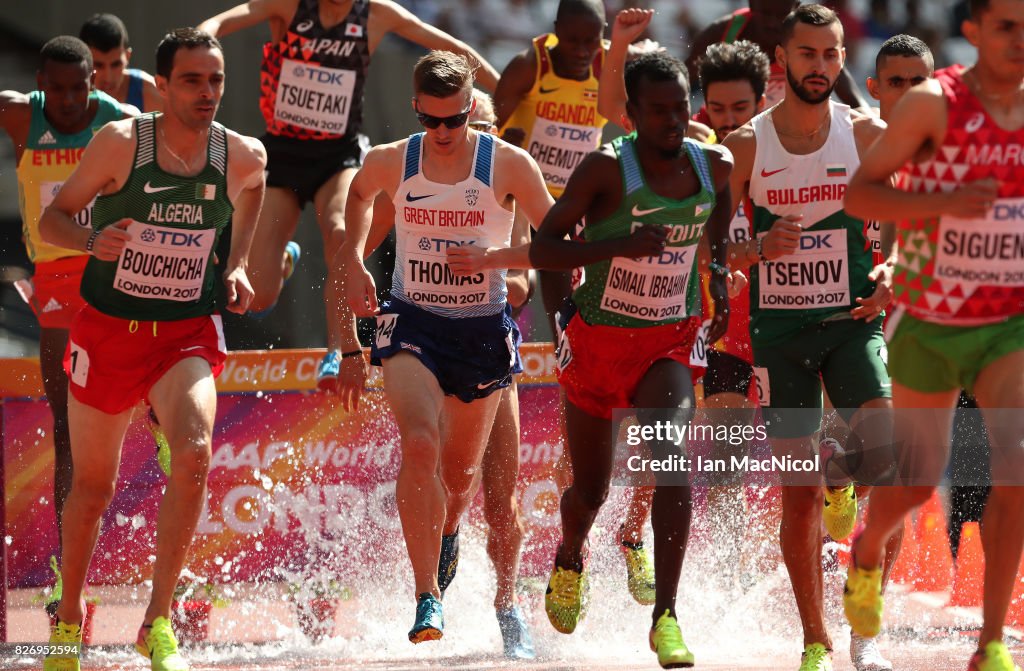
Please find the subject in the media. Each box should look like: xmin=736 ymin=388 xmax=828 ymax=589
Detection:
xmin=632 ymin=205 xmax=665 ymax=217
xmin=144 ymin=182 xmax=179 ymax=194
xmin=477 ymin=379 xmax=500 ymax=390
xmin=760 ymin=167 xmax=787 ymax=178
xmin=405 ymin=193 xmax=435 ymax=202
xmin=539 ymin=86 xmax=560 ymax=94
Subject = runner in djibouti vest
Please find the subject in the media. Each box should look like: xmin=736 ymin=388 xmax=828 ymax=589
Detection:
xmin=894 ymin=65 xmax=1024 ymax=325
xmin=259 ymin=0 xmax=371 ymax=140
xmin=80 ymin=114 xmax=233 ymax=320
xmin=573 ymin=134 xmax=715 ymax=328
xmin=391 ymin=132 xmax=513 ymax=318
xmin=501 ymin=33 xmax=606 ymax=198
xmin=747 ymin=102 xmax=874 ymax=347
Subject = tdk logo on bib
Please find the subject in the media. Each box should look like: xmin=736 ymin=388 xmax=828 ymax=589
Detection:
xmin=800 ymin=232 xmax=834 ymax=250
xmin=148 ymin=230 xmax=207 ymax=247
xmin=994 ymin=201 xmax=1024 ymax=221
xmin=544 ymin=125 xmax=595 ymax=143
xmin=292 ymin=65 xmax=349 ymax=86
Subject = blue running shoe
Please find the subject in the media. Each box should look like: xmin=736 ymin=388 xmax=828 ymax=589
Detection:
xmin=497 ymin=605 xmax=536 ymax=660
xmin=409 ymin=593 xmax=443 ymax=643
xmin=316 ymin=350 xmax=341 ymax=392
xmin=250 ymin=241 xmax=301 ymax=319
xmin=438 ymin=528 xmax=460 ymax=599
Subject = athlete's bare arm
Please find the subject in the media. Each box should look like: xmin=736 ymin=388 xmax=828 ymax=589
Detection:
xmin=529 ymin=147 xmax=667 ymax=270
xmin=704 ymin=143 xmax=735 ymax=343
xmin=493 ymin=50 xmax=536 ymax=146
xmin=39 ymin=119 xmax=135 ymax=259
xmin=138 ymin=72 xmax=165 ymax=113
xmin=598 ymin=9 xmax=653 ymax=133
xmin=0 ymin=91 xmax=31 ymax=159
xmin=835 ymin=66 xmax=872 ymax=112
xmin=370 ymin=0 xmax=499 ymax=91
xmin=222 ymin=132 xmax=267 ymax=313
xmin=198 ymin=0 xmax=294 ymax=40
xmin=846 ymin=79 xmax=998 ymax=222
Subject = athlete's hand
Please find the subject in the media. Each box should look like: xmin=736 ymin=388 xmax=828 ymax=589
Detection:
xmin=446 ymin=244 xmax=490 ymax=275
xmin=90 ymin=218 xmax=132 ymax=261
xmin=612 ymin=8 xmax=654 ymax=45
xmin=727 ymin=269 xmax=747 ymax=298
xmin=223 ymin=266 xmax=254 ymax=314
xmin=346 ymin=262 xmax=379 ymax=317
xmin=501 ymin=127 xmax=526 ymax=148
xmin=337 ymin=352 xmax=369 ymax=412
xmin=761 ymin=215 xmax=803 ymax=260
xmin=943 ymin=178 xmax=999 ymax=218
xmin=851 ymin=263 xmax=893 ymax=322
xmin=707 ymin=275 xmax=730 ymax=345
xmin=621 ymin=224 xmax=668 ymax=258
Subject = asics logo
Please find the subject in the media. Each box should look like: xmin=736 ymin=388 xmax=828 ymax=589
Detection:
xmin=406 ymin=193 xmax=435 ymax=202
xmin=143 ymin=182 xmax=179 ymax=194
xmin=760 ymin=167 xmax=787 ymax=178
xmin=295 ymin=19 xmax=314 ymax=33
xmin=965 ymin=113 xmax=985 ymax=133
xmin=631 ymin=205 xmax=664 ymax=217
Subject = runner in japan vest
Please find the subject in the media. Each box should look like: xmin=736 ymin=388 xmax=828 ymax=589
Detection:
xmin=573 ymin=134 xmax=715 ymax=328
xmin=391 ymin=132 xmax=514 ymax=318
xmin=80 ymin=114 xmax=233 ymax=320
xmin=16 ymin=89 xmax=122 ymax=263
xmin=894 ymin=65 xmax=1024 ymax=325
xmin=259 ymin=0 xmax=371 ymax=140
xmin=500 ymin=33 xmax=606 ymax=198
xmin=747 ymin=102 xmax=874 ymax=347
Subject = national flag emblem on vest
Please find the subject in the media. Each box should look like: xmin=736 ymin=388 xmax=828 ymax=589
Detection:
xmin=826 ymin=164 xmax=847 ymax=178
xmin=196 ymin=184 xmax=216 ymax=200
xmin=345 ymin=23 xmax=363 ymax=37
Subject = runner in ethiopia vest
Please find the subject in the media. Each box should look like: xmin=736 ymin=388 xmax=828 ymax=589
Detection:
xmin=747 ymin=101 xmax=874 ymax=344
xmin=391 ymin=131 xmax=513 ymax=317
xmin=894 ymin=64 xmax=1024 ymax=325
xmin=260 ymin=0 xmax=370 ymax=140
xmin=572 ymin=134 xmax=714 ymax=328
xmin=80 ymin=114 xmax=233 ymax=319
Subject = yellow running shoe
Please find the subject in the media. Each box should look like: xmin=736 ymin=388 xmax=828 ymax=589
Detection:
xmin=44 ymin=555 xmax=63 ymax=621
xmin=649 ymin=610 xmax=694 ymax=669
xmin=823 ymin=484 xmax=857 ymax=540
xmin=620 ymin=538 xmax=656 ymax=605
xmin=544 ymin=555 xmax=589 ymax=634
xmin=43 ymin=619 xmax=82 ymax=671
xmin=844 ymin=564 xmax=884 ymax=638
xmin=969 ymin=641 xmax=1023 ymax=671
xmin=136 ymin=616 xmax=189 ymax=671
xmin=147 ymin=409 xmax=171 ymax=477
xmin=799 ymin=643 xmax=834 ymax=671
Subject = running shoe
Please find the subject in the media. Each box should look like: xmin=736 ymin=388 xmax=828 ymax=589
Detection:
xmin=316 ymin=350 xmax=341 ymax=393
xmin=823 ymin=483 xmax=858 ymax=541
xmin=799 ymin=643 xmax=834 ymax=671
xmin=250 ymin=241 xmax=301 ymax=319
xmin=544 ymin=545 xmax=589 ymax=634
xmin=44 ymin=555 xmax=63 ymax=621
xmin=408 ymin=593 xmax=444 ymax=643
xmin=844 ymin=563 xmax=884 ymax=638
xmin=135 ymin=616 xmax=189 ymax=671
xmin=620 ymin=535 xmax=656 ymax=605
xmin=147 ymin=408 xmax=171 ymax=476
xmin=438 ymin=528 xmax=460 ymax=599
xmin=43 ymin=618 xmax=82 ymax=671
xmin=851 ymin=633 xmax=892 ymax=671
xmin=969 ymin=642 xmax=1023 ymax=671
xmin=496 ymin=605 xmax=536 ymax=660
xmin=649 ymin=609 xmax=695 ymax=669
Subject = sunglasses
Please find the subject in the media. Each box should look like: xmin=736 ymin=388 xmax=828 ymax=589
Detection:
xmin=415 ymin=105 xmax=473 ymax=129
xmin=468 ymin=120 xmax=495 ymax=130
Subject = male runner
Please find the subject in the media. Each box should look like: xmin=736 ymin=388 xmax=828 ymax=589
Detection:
xmin=721 ymin=6 xmax=896 ymax=670
xmin=198 ymin=0 xmax=499 ymax=390
xmin=531 ymin=50 xmax=734 ymax=668
xmin=0 ymin=36 xmax=133 ymax=564
xmin=79 ymin=14 xmax=163 ymax=112
xmin=844 ymin=1 xmax=1024 ymax=669
xmin=339 ymin=51 xmax=554 ymax=643
xmin=39 ymin=28 xmax=265 ymax=671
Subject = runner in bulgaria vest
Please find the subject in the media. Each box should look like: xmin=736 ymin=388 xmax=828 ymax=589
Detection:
xmin=894 ymin=65 xmax=1024 ymax=325
xmin=259 ymin=0 xmax=371 ymax=140
xmin=501 ymin=33 xmax=606 ymax=197
xmin=747 ymin=102 xmax=874 ymax=347
xmin=80 ymin=114 xmax=233 ymax=320
xmin=573 ymin=134 xmax=715 ymax=328
xmin=391 ymin=131 xmax=514 ymax=318
xmin=17 ymin=89 xmax=122 ymax=263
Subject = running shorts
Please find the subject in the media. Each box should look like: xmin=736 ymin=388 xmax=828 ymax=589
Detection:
xmin=704 ymin=349 xmax=756 ymax=399
xmin=262 ymin=132 xmax=371 ymax=206
xmin=27 ymin=255 xmax=88 ymax=329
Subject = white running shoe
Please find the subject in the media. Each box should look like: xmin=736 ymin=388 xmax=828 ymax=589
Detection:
xmin=851 ymin=632 xmax=893 ymax=671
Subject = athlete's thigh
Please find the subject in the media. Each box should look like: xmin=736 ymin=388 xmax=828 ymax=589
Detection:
xmin=313 ymin=166 xmax=359 ymax=238
xmin=67 ymin=393 xmax=132 ymax=486
xmin=148 ymin=357 xmax=217 ymax=449
xmin=441 ymin=386 xmax=503 ymax=476
xmin=891 ymin=381 xmax=958 ymax=485
xmin=251 ymin=187 xmax=302 ymax=267
xmin=973 ymin=349 xmax=1024 ymax=483
xmin=382 ymin=351 xmax=446 ymax=437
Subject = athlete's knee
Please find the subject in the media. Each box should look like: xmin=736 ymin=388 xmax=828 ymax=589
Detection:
xmin=169 ymin=441 xmax=212 ymax=486
xmin=70 ymin=474 xmax=117 ymax=515
xmin=568 ymin=478 xmax=611 ymax=512
xmin=781 ymin=486 xmax=822 ymax=516
xmin=483 ymin=492 xmax=522 ymax=532
xmin=400 ymin=425 xmax=441 ymax=470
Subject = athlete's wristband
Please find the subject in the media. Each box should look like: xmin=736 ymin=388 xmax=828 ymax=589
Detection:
xmin=708 ymin=261 xmax=729 ymax=277
xmin=341 ymin=350 xmax=363 ymax=359
xmin=756 ymin=236 xmax=769 ymax=263
xmin=85 ymin=230 xmax=100 ymax=254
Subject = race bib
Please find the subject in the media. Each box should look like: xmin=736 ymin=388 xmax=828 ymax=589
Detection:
xmin=758 ymin=229 xmax=850 ymax=309
xmin=275 ymin=58 xmax=356 ymax=134
xmin=527 ymin=118 xmax=598 ymax=192
xmin=114 ymin=221 xmax=213 ymax=301
xmin=375 ymin=313 xmax=397 ymax=349
xmin=753 ymin=366 xmax=770 ymax=406
xmin=934 ymin=198 xmax=1024 ymax=288
xmin=864 ymin=220 xmax=882 ymax=257
xmin=402 ymin=234 xmax=490 ymax=309
xmin=68 ymin=340 xmax=89 ymax=387
xmin=729 ymin=203 xmax=751 ymax=243
xmin=689 ymin=319 xmax=711 ymax=367
xmin=40 ymin=181 xmax=94 ymax=229
xmin=601 ymin=244 xmax=696 ymax=321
